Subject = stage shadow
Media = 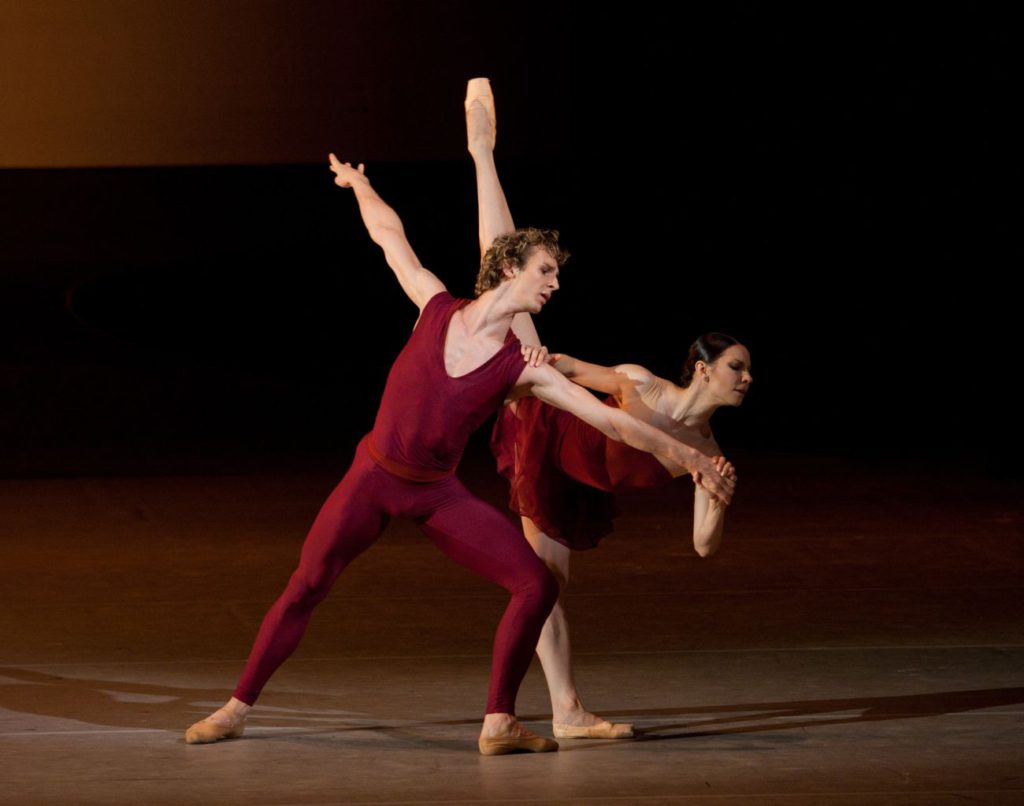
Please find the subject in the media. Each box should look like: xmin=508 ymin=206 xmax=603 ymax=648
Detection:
xmin=3 ymin=667 xmax=1021 ymax=746
xmin=563 ymin=687 xmax=1024 ymax=743
xmin=0 ymin=666 xmax=412 ymax=734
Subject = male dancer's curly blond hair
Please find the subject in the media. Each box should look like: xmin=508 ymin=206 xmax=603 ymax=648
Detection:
xmin=474 ymin=228 xmax=569 ymax=297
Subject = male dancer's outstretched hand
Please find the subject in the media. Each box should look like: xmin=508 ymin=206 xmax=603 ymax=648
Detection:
xmin=326 ymin=153 xmax=445 ymax=311
xmin=329 ymin=154 xmax=367 ymax=187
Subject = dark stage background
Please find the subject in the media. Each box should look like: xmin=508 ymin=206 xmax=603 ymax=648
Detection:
xmin=1 ymin=3 xmax=1020 ymax=478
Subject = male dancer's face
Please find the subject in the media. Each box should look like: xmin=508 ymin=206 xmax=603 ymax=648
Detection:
xmin=506 ymin=247 xmax=560 ymax=314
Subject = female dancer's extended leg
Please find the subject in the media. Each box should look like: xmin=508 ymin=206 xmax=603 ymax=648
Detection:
xmin=467 ymin=79 xmax=633 ymax=739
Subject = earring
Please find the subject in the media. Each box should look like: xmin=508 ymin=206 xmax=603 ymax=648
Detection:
xmin=703 ymin=375 xmax=710 ymax=383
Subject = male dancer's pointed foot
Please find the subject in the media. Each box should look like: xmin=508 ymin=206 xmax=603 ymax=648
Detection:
xmin=479 ymin=727 xmax=559 ymax=755
xmin=184 ymin=705 xmax=248 ymax=744
xmin=465 ymin=76 xmax=497 ymax=152
xmin=553 ymin=719 xmax=634 ymax=739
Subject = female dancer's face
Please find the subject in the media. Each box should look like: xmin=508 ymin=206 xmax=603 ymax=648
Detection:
xmin=707 ymin=345 xmax=753 ymax=406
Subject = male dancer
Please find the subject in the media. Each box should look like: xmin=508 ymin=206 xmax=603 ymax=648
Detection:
xmin=184 ymin=152 xmax=734 ymax=754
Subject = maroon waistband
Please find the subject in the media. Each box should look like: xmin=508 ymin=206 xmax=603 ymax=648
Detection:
xmin=366 ymin=435 xmax=454 ymax=482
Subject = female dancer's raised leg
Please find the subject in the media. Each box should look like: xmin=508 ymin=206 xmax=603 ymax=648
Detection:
xmin=467 ymin=78 xmax=632 ymax=739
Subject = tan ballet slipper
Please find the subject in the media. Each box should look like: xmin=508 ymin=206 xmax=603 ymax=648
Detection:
xmin=184 ymin=712 xmax=246 ymax=744
xmin=465 ymin=76 xmax=497 ymax=150
xmin=478 ymin=726 xmax=558 ymax=755
xmin=552 ymin=720 xmax=634 ymax=739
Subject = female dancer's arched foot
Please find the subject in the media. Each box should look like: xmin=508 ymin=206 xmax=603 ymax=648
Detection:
xmin=184 ymin=697 xmax=250 ymax=744
xmin=552 ymin=707 xmax=634 ymax=740
xmin=551 ymin=690 xmax=633 ymax=739
xmin=478 ymin=712 xmax=558 ymax=755
xmin=465 ymin=77 xmax=496 ymax=154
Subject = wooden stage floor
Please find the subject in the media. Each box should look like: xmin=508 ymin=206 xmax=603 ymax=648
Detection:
xmin=1 ymin=453 xmax=1021 ymax=804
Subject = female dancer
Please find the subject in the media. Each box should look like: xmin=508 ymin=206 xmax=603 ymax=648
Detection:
xmin=465 ymin=79 xmax=751 ymax=740
xmin=184 ymin=153 xmax=734 ymax=754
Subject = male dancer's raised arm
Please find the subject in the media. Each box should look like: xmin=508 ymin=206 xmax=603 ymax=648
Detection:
xmin=329 ymin=154 xmax=444 ymax=311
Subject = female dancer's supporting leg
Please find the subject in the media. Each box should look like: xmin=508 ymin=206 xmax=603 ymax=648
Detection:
xmin=522 ymin=519 xmax=635 ymax=737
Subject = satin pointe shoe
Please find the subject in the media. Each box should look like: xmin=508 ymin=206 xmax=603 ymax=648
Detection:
xmin=184 ymin=713 xmax=246 ymax=744
xmin=465 ymin=76 xmax=497 ymax=150
xmin=552 ymin=720 xmax=635 ymax=739
xmin=478 ymin=727 xmax=559 ymax=755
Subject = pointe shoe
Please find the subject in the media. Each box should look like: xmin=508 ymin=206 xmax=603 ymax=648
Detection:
xmin=552 ymin=720 xmax=634 ymax=739
xmin=184 ymin=714 xmax=245 ymax=744
xmin=478 ymin=727 xmax=558 ymax=755
xmin=465 ymin=76 xmax=497 ymax=150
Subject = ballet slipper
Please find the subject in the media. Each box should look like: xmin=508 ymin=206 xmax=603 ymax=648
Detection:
xmin=478 ymin=727 xmax=558 ymax=755
xmin=465 ymin=77 xmax=497 ymax=150
xmin=552 ymin=720 xmax=634 ymax=739
xmin=184 ymin=713 xmax=245 ymax=744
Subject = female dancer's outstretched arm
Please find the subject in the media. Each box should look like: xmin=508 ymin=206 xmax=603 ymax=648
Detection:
xmin=554 ymin=352 xmax=735 ymax=555
xmin=550 ymin=354 xmax=657 ymax=402
xmin=515 ymin=363 xmax=733 ymax=503
xmin=694 ymin=456 xmax=735 ymax=557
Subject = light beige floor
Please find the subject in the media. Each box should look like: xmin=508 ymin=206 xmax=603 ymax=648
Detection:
xmin=1 ymin=455 xmax=1021 ymax=804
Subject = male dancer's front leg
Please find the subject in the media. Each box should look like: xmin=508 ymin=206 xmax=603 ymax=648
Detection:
xmin=185 ymin=444 xmax=560 ymax=751
xmin=185 ymin=152 xmax=563 ymax=753
xmin=466 ymin=78 xmax=633 ymax=739
xmin=417 ymin=478 xmax=560 ymax=752
xmin=184 ymin=447 xmax=390 ymax=744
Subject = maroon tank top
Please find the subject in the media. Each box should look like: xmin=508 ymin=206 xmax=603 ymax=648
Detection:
xmin=369 ymin=291 xmax=527 ymax=479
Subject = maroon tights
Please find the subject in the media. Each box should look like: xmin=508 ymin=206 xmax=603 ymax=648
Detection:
xmin=233 ymin=437 xmax=558 ymax=715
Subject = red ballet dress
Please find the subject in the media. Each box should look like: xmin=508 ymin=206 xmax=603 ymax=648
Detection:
xmin=491 ymin=395 xmax=673 ymax=550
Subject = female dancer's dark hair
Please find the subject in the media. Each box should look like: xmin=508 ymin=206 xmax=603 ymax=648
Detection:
xmin=680 ymin=333 xmax=742 ymax=387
